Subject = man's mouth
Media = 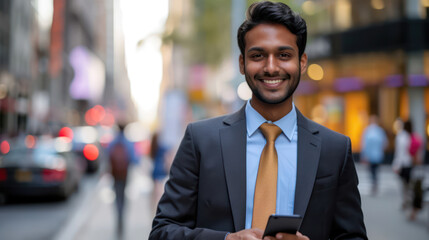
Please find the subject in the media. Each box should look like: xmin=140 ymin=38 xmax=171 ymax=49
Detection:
xmin=262 ymin=79 xmax=283 ymax=84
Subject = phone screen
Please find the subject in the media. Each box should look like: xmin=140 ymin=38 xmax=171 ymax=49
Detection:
xmin=262 ymin=214 xmax=303 ymax=238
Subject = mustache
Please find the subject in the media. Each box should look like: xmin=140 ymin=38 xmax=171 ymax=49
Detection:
xmin=255 ymin=72 xmax=291 ymax=79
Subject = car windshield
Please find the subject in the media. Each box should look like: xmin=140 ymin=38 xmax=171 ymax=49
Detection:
xmin=1 ymin=146 xmax=59 ymax=167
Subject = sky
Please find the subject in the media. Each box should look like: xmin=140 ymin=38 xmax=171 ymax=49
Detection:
xmin=120 ymin=0 xmax=170 ymax=125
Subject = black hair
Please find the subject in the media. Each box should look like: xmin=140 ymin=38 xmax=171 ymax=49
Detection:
xmin=404 ymin=120 xmax=413 ymax=134
xmin=237 ymin=1 xmax=307 ymax=58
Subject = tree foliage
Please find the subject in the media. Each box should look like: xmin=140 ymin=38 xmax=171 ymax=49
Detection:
xmin=189 ymin=0 xmax=232 ymax=67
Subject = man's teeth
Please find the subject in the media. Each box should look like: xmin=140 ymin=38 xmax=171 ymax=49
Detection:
xmin=263 ymin=79 xmax=282 ymax=84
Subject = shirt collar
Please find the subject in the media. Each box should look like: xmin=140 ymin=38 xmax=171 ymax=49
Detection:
xmin=245 ymin=99 xmax=297 ymax=141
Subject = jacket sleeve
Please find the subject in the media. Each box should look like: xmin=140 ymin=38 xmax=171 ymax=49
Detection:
xmin=330 ymin=137 xmax=368 ymax=240
xmin=149 ymin=124 xmax=228 ymax=240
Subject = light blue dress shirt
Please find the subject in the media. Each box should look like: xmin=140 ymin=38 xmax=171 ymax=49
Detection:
xmin=245 ymin=100 xmax=298 ymax=229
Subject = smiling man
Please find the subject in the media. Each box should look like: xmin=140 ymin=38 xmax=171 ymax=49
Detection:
xmin=149 ymin=2 xmax=367 ymax=240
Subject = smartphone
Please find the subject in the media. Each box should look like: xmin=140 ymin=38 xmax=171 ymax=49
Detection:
xmin=262 ymin=214 xmax=303 ymax=238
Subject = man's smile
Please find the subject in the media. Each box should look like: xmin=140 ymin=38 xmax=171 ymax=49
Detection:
xmin=262 ymin=79 xmax=283 ymax=84
xmin=256 ymin=75 xmax=290 ymax=88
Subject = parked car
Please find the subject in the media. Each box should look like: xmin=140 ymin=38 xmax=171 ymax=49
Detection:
xmin=0 ymin=136 xmax=82 ymax=200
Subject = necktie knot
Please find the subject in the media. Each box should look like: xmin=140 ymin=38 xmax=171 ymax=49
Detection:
xmin=259 ymin=123 xmax=282 ymax=142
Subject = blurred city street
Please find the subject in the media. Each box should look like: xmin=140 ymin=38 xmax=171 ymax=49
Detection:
xmin=1 ymin=157 xmax=429 ymax=240
xmin=33 ymin=163 xmax=429 ymax=240
xmin=64 ymin=160 xmax=155 ymax=240
xmin=1 ymin=0 xmax=429 ymax=240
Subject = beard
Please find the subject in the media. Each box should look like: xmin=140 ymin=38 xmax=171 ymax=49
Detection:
xmin=244 ymin=63 xmax=301 ymax=105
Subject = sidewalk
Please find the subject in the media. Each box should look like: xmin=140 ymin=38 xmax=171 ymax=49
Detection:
xmin=73 ymin=161 xmax=155 ymax=240
xmin=70 ymin=162 xmax=429 ymax=240
xmin=356 ymin=164 xmax=429 ymax=240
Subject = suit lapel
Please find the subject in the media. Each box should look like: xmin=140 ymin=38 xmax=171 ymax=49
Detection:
xmin=294 ymin=110 xmax=321 ymax=217
xmin=220 ymin=106 xmax=247 ymax=232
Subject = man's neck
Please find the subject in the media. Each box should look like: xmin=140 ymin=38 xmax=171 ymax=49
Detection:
xmin=250 ymin=97 xmax=293 ymax=122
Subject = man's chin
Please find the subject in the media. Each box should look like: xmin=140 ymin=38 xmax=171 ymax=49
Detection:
xmin=256 ymin=95 xmax=289 ymax=105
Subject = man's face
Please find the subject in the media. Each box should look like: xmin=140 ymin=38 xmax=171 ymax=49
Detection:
xmin=239 ymin=23 xmax=307 ymax=105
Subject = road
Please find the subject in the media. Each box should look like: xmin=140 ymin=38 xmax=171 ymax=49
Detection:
xmin=0 ymin=172 xmax=101 ymax=240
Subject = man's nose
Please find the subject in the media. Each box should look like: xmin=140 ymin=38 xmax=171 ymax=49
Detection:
xmin=263 ymin=55 xmax=279 ymax=74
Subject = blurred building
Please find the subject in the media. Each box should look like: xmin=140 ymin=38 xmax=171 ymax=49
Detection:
xmin=0 ymin=0 xmax=36 ymax=135
xmin=0 ymin=0 xmax=136 ymax=138
xmin=158 ymin=0 xmax=194 ymax=148
xmin=295 ymin=0 xmax=429 ymax=161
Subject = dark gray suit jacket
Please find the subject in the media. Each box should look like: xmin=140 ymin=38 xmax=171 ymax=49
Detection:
xmin=149 ymin=106 xmax=367 ymax=240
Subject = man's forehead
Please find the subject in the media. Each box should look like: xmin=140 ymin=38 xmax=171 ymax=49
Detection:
xmin=244 ymin=23 xmax=298 ymax=50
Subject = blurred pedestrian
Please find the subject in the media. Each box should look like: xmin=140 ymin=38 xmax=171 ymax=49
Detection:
xmin=361 ymin=115 xmax=387 ymax=195
xmin=407 ymin=121 xmax=424 ymax=221
xmin=149 ymin=132 xmax=170 ymax=211
xmin=149 ymin=2 xmax=367 ymax=240
xmin=392 ymin=119 xmax=413 ymax=210
xmin=108 ymin=122 xmax=138 ymax=237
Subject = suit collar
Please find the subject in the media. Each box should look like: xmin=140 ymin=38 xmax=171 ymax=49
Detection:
xmin=245 ymin=101 xmax=297 ymax=141
xmin=223 ymin=104 xmax=246 ymax=126
xmin=223 ymin=105 xmax=318 ymax=132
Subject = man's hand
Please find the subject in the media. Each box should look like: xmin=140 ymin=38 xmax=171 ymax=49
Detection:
xmin=263 ymin=231 xmax=309 ymax=240
xmin=226 ymin=228 xmax=263 ymax=240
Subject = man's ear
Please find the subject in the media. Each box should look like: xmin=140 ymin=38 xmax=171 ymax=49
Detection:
xmin=239 ymin=54 xmax=245 ymax=74
xmin=300 ymin=53 xmax=308 ymax=75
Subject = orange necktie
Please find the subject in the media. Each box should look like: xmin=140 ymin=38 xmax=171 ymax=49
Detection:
xmin=252 ymin=123 xmax=282 ymax=230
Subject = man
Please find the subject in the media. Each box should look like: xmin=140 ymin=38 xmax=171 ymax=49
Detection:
xmin=360 ymin=115 xmax=387 ymax=195
xmin=150 ymin=2 xmax=367 ymax=240
xmin=108 ymin=123 xmax=138 ymax=236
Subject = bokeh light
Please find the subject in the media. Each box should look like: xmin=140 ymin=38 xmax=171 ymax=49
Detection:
xmin=74 ymin=126 xmax=98 ymax=144
xmin=83 ymin=144 xmax=99 ymax=161
xmin=25 ymin=135 xmax=36 ymax=149
xmin=307 ymin=64 xmax=324 ymax=81
xmin=237 ymin=82 xmax=252 ymax=101
xmin=58 ymin=127 xmax=73 ymax=142
xmin=1 ymin=141 xmax=10 ymax=154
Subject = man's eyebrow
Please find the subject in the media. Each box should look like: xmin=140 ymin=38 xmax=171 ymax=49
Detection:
xmin=278 ymin=46 xmax=294 ymax=51
xmin=247 ymin=47 xmax=264 ymax=53
xmin=247 ymin=46 xmax=295 ymax=53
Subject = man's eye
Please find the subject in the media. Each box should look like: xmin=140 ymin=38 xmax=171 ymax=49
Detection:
xmin=279 ymin=53 xmax=291 ymax=58
xmin=250 ymin=54 xmax=263 ymax=59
